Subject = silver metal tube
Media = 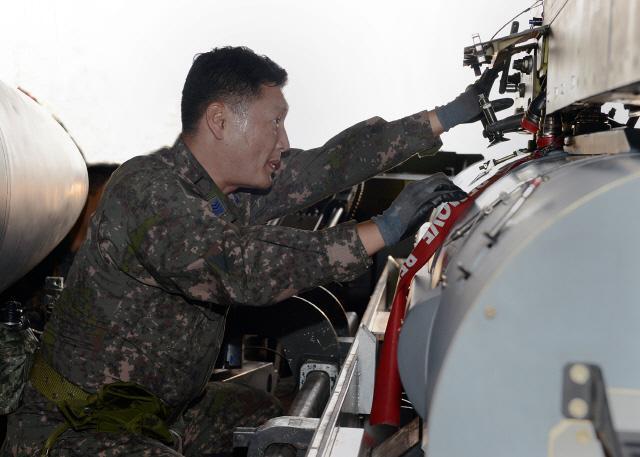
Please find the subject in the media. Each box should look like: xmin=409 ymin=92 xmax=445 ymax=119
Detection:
xmin=288 ymin=371 xmax=331 ymax=418
xmin=327 ymin=207 xmax=344 ymax=228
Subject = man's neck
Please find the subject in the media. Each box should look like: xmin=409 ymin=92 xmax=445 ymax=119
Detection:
xmin=181 ymin=133 xmax=237 ymax=195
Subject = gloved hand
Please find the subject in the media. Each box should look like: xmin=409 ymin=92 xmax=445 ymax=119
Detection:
xmin=372 ymin=173 xmax=467 ymax=246
xmin=435 ymin=66 xmax=513 ymax=132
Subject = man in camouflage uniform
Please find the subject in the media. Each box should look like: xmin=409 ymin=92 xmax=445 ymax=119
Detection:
xmin=2 ymin=46 xmax=500 ymax=456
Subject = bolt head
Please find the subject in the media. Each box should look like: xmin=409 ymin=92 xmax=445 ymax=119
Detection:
xmin=569 ymin=363 xmax=590 ymax=385
xmin=568 ymin=398 xmax=589 ymax=419
xmin=484 ymin=306 xmax=497 ymax=319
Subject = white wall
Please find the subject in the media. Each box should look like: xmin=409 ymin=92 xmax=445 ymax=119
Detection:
xmin=0 ymin=0 xmax=537 ymax=164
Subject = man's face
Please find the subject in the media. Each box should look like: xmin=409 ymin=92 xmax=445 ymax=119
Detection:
xmin=224 ymin=85 xmax=290 ymax=190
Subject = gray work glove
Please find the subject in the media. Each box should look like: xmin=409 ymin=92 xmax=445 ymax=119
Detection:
xmin=372 ymin=173 xmax=467 ymax=246
xmin=435 ymin=67 xmax=512 ymax=132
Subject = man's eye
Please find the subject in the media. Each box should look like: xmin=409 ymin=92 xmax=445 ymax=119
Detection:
xmin=274 ymin=118 xmax=281 ymax=127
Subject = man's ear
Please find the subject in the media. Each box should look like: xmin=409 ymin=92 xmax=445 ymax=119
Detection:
xmin=205 ymin=102 xmax=226 ymax=140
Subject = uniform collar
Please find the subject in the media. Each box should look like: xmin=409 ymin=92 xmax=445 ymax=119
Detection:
xmin=169 ymin=137 xmax=239 ymax=222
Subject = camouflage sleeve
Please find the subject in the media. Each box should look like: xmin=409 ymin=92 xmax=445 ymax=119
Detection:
xmin=101 ymin=171 xmax=372 ymax=307
xmin=247 ymin=110 xmax=442 ymax=224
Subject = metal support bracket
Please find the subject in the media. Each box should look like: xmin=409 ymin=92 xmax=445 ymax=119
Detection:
xmin=234 ymin=416 xmax=319 ymax=457
xmin=300 ymin=362 xmax=338 ymax=390
xmin=562 ymin=362 xmax=623 ymax=457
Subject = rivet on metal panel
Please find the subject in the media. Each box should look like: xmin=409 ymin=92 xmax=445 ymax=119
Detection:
xmin=568 ymin=398 xmax=589 ymax=419
xmin=484 ymin=306 xmax=497 ymax=319
xmin=575 ymin=428 xmax=592 ymax=444
xmin=498 ymin=191 xmax=510 ymax=204
xmin=569 ymin=363 xmax=590 ymax=385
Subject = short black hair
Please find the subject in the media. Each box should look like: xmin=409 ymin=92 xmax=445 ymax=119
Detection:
xmin=181 ymin=46 xmax=288 ymax=133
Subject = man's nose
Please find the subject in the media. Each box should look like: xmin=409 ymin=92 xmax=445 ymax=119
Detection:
xmin=277 ymin=127 xmax=290 ymax=152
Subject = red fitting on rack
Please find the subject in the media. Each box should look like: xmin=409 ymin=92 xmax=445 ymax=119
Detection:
xmin=521 ymin=115 xmax=540 ymax=134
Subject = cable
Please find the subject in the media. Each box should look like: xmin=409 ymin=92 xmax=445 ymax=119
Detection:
xmin=490 ymin=0 xmax=543 ymax=40
xmin=547 ymin=0 xmax=570 ymax=26
xmin=244 ymin=345 xmax=288 ymax=362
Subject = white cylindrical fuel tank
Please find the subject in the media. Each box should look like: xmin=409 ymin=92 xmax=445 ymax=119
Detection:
xmin=0 ymin=81 xmax=88 ymax=293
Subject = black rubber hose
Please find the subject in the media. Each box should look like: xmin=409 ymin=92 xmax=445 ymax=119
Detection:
xmin=486 ymin=113 xmax=525 ymax=133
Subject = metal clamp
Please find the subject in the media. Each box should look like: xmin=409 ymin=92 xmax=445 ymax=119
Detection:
xmin=234 ymin=416 xmax=319 ymax=457
xmin=299 ymin=362 xmax=338 ymax=390
xmin=43 ymin=276 xmax=64 ymax=318
xmin=484 ymin=176 xmax=543 ymax=244
xmin=479 ymin=94 xmax=509 ymax=147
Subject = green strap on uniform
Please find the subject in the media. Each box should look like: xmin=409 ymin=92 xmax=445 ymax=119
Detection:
xmin=30 ymin=352 xmax=174 ymax=456
xmin=30 ymin=352 xmax=91 ymax=403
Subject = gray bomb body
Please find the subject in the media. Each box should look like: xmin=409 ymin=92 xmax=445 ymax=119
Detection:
xmin=399 ymin=148 xmax=640 ymax=456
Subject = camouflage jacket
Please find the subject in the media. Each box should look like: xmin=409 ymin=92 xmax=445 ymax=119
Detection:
xmin=39 ymin=112 xmax=442 ymax=412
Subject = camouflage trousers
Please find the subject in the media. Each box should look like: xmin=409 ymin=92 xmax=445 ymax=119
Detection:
xmin=2 ymin=381 xmax=283 ymax=457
